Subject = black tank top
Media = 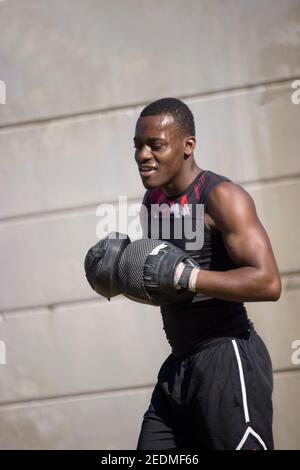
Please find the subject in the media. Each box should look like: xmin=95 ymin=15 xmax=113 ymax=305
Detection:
xmin=142 ymin=170 xmax=250 ymax=356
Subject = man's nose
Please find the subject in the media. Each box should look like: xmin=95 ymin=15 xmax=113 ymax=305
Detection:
xmin=135 ymin=145 xmax=152 ymax=163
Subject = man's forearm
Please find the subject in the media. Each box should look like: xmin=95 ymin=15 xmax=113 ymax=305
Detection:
xmin=195 ymin=267 xmax=280 ymax=302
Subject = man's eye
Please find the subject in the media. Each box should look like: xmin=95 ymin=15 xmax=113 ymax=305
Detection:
xmin=133 ymin=144 xmax=164 ymax=151
xmin=152 ymin=145 xmax=163 ymax=151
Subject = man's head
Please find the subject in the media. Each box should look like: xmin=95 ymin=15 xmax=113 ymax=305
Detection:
xmin=134 ymin=97 xmax=197 ymax=194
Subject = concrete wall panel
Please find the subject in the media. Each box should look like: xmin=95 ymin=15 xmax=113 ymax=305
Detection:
xmin=0 ymin=299 xmax=168 ymax=403
xmin=1 ymin=83 xmax=299 ymax=219
xmin=0 ymin=388 xmax=152 ymax=449
xmin=273 ymin=371 xmax=300 ymax=449
xmin=0 ymin=0 xmax=299 ymax=125
xmin=1 ymin=180 xmax=298 ymax=311
xmin=246 ymin=274 xmax=300 ymax=372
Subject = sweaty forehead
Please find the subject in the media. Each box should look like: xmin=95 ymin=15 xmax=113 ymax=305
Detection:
xmin=135 ymin=114 xmax=177 ymax=139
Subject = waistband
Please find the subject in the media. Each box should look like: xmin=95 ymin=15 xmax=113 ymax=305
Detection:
xmin=171 ymin=322 xmax=254 ymax=358
xmin=161 ymin=299 xmax=251 ymax=357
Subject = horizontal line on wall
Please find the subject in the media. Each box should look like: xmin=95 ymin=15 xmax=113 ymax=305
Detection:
xmin=0 ymin=173 xmax=300 ymax=226
xmin=0 ymin=367 xmax=298 ymax=410
xmin=1 ymin=271 xmax=299 ymax=317
xmin=0 ymin=75 xmax=298 ymax=132
xmin=0 ymin=369 xmax=299 ymax=411
xmin=0 ymin=383 xmax=155 ymax=411
xmin=277 ymin=270 xmax=300 ymax=278
xmin=0 ymin=295 xmax=123 ymax=317
xmin=0 ymin=197 xmax=142 ymax=226
xmin=241 ymin=173 xmax=300 ymax=191
xmin=273 ymin=367 xmax=300 ymax=377
xmin=0 ymin=204 xmax=107 ymax=226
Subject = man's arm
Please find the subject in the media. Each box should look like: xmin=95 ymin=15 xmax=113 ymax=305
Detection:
xmin=195 ymin=182 xmax=282 ymax=302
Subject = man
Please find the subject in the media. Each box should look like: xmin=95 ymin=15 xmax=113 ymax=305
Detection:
xmin=134 ymin=97 xmax=281 ymax=450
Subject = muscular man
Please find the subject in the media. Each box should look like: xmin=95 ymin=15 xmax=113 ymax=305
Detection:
xmin=134 ymin=97 xmax=281 ymax=450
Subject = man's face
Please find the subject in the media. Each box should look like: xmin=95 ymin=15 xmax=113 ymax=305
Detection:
xmin=134 ymin=114 xmax=186 ymax=191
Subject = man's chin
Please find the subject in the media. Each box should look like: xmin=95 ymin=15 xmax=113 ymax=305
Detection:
xmin=141 ymin=176 xmax=163 ymax=190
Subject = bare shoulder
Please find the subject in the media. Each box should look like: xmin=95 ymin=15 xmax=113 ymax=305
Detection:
xmin=206 ymin=181 xmax=258 ymax=232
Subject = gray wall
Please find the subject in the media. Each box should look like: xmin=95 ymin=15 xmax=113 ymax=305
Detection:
xmin=0 ymin=0 xmax=300 ymax=449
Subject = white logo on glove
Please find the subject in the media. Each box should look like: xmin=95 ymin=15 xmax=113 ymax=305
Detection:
xmin=149 ymin=243 xmax=169 ymax=255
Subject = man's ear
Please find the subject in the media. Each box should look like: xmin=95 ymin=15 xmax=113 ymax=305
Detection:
xmin=184 ymin=136 xmax=196 ymax=158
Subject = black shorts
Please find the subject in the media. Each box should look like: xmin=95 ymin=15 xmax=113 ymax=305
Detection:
xmin=137 ymin=329 xmax=274 ymax=450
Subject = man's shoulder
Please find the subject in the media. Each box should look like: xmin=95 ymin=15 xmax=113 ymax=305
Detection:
xmin=202 ymin=169 xmax=231 ymax=184
xmin=206 ymin=179 xmax=256 ymax=225
xmin=199 ymin=169 xmax=232 ymax=205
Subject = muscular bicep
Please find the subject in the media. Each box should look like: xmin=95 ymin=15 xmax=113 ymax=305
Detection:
xmin=207 ymin=183 xmax=279 ymax=276
xmin=224 ymin=212 xmax=273 ymax=270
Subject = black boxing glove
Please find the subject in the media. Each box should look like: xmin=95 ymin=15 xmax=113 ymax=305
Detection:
xmin=84 ymin=232 xmax=130 ymax=299
xmin=117 ymin=239 xmax=200 ymax=306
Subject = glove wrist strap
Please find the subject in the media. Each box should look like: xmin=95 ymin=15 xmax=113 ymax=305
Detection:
xmin=188 ymin=267 xmax=200 ymax=292
xmin=174 ymin=263 xmax=200 ymax=292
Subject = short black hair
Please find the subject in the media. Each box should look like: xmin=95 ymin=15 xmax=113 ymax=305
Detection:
xmin=140 ymin=97 xmax=195 ymax=136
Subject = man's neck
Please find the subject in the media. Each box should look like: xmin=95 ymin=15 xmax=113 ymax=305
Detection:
xmin=163 ymin=165 xmax=203 ymax=198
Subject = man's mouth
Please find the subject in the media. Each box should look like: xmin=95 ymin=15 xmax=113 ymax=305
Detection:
xmin=139 ymin=165 xmax=158 ymax=176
